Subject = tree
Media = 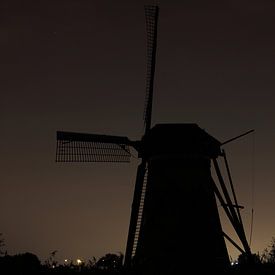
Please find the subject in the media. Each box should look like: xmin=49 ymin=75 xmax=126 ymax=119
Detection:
xmin=0 ymin=233 xmax=6 ymax=255
xmin=96 ymin=252 xmax=123 ymax=271
xmin=0 ymin=252 xmax=41 ymax=274
xmin=261 ymin=237 xmax=275 ymax=264
xmin=44 ymin=250 xmax=59 ymax=268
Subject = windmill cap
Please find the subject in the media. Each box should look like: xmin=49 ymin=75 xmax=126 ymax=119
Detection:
xmin=142 ymin=123 xmax=221 ymax=159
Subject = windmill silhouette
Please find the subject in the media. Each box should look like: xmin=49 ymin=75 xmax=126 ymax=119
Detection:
xmin=56 ymin=5 xmax=253 ymax=274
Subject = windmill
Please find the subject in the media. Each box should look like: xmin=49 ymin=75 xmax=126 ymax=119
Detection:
xmin=56 ymin=5 xmax=253 ymax=274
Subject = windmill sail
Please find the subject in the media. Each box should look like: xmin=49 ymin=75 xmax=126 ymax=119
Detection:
xmin=56 ymin=131 xmax=133 ymax=162
xmin=124 ymin=161 xmax=148 ymax=267
xmin=143 ymin=5 xmax=159 ymax=134
xmin=124 ymin=5 xmax=159 ymax=267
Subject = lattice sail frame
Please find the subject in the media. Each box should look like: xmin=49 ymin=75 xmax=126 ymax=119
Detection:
xmin=56 ymin=131 xmax=131 ymax=163
xmin=143 ymin=5 xmax=159 ymax=133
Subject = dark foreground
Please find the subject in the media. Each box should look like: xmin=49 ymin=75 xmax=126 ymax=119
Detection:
xmin=1 ymin=252 xmax=275 ymax=275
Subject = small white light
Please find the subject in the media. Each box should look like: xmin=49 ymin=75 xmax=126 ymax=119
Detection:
xmin=76 ymin=259 xmax=82 ymax=265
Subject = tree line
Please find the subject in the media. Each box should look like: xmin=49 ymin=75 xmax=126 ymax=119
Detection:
xmin=1 ymin=233 xmax=275 ymax=274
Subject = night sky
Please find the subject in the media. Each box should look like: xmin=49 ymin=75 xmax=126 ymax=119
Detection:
xmin=1 ymin=0 xmax=275 ymax=264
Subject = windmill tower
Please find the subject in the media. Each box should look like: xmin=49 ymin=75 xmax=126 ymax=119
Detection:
xmin=56 ymin=5 xmax=252 ymax=274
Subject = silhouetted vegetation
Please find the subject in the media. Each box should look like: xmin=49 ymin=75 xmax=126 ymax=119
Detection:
xmin=228 ymin=238 xmax=275 ymax=275
xmin=2 ymin=237 xmax=275 ymax=274
xmin=0 ymin=252 xmax=41 ymax=275
xmin=0 ymin=250 xmax=124 ymax=275
xmin=0 ymin=233 xmax=6 ymax=256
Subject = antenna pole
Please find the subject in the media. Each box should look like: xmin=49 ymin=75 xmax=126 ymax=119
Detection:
xmin=249 ymin=208 xmax=254 ymax=247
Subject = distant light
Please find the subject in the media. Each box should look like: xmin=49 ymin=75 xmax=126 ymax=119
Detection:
xmin=64 ymin=259 xmax=68 ymax=263
xmin=76 ymin=259 xmax=82 ymax=265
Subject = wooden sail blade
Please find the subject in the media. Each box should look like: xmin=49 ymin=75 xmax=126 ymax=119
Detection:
xmin=124 ymin=160 xmax=147 ymax=267
xmin=56 ymin=131 xmax=132 ymax=162
xmin=143 ymin=5 xmax=159 ymax=134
